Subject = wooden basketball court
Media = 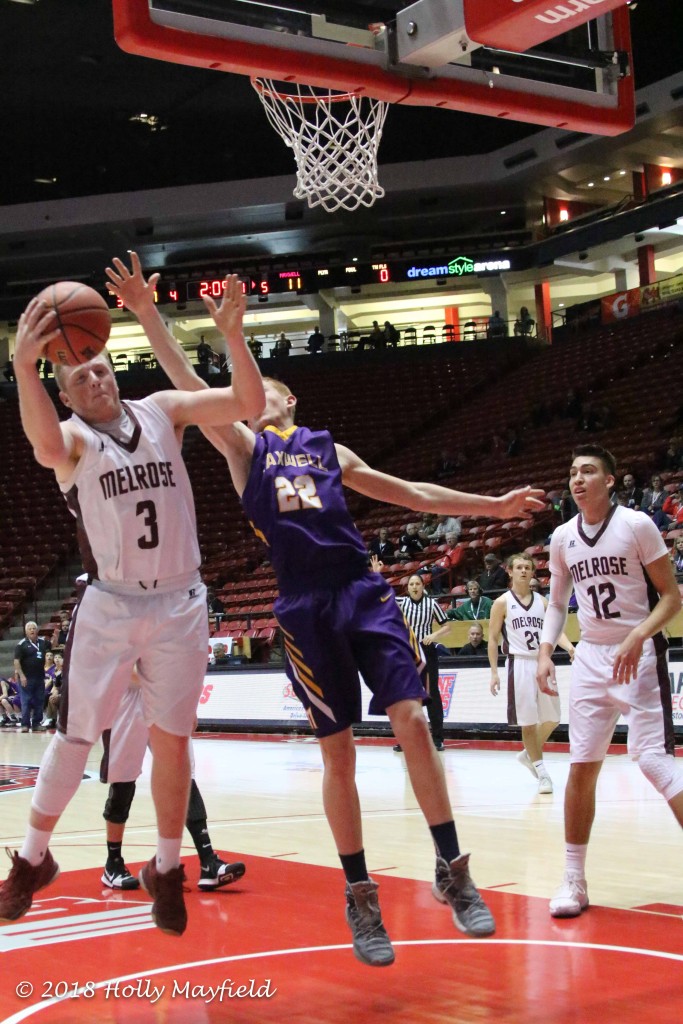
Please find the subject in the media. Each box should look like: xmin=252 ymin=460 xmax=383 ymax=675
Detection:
xmin=1 ymin=732 xmax=681 ymax=1023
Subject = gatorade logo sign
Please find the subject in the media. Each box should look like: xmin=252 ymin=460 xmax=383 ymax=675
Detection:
xmin=601 ymin=287 xmax=641 ymax=324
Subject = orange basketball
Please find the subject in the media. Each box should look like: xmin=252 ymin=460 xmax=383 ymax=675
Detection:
xmin=36 ymin=282 xmax=111 ymax=367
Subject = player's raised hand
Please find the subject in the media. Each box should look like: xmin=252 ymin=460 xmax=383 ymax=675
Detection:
xmin=105 ymin=251 xmax=160 ymax=314
xmin=14 ymin=296 xmax=59 ymax=369
xmin=203 ymin=275 xmax=247 ymax=344
xmin=496 ymin=486 xmax=546 ymax=520
xmin=369 ymin=554 xmax=384 ymax=574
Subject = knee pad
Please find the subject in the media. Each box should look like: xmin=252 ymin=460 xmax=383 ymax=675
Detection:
xmin=186 ymin=779 xmax=207 ymax=825
xmin=103 ymin=781 xmax=137 ymax=824
xmin=32 ymin=732 xmax=91 ymax=818
xmin=638 ymin=751 xmax=683 ymax=802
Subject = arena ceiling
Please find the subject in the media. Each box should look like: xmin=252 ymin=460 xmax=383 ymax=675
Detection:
xmin=0 ymin=0 xmax=682 ymax=306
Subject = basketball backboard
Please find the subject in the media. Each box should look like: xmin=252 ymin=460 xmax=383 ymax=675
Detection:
xmin=113 ymin=0 xmax=635 ymax=135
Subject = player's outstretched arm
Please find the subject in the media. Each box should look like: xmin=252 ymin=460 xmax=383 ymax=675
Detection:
xmin=202 ymin=275 xmax=265 ymax=423
xmin=105 ymin=251 xmax=207 ymax=394
xmin=13 ymin=297 xmax=81 ymax=474
xmin=335 ymin=444 xmax=545 ymax=519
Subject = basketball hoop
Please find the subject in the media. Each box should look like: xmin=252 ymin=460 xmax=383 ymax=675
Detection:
xmin=251 ymin=78 xmax=389 ymax=214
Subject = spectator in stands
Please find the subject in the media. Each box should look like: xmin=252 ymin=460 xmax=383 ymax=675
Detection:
xmin=671 ymin=536 xmax=683 ymax=577
xmin=447 ymin=580 xmax=493 ymax=621
xmin=368 ymin=527 xmax=397 ymax=564
xmin=418 ymin=512 xmax=438 ymax=542
xmin=428 ymin=531 xmax=463 ymax=595
xmin=383 ymin=321 xmax=400 ymax=348
xmin=662 ymin=486 xmax=683 ymax=528
xmin=642 ymin=474 xmax=668 ymax=526
xmin=196 ymin=335 xmax=213 ymax=370
xmin=394 ymin=574 xmax=451 ymax=752
xmin=273 ymin=333 xmax=292 ymax=358
xmin=3 ymin=359 xmax=14 ymax=382
xmin=13 ymin=621 xmax=51 ymax=733
xmin=207 ymin=588 xmax=225 ymax=615
xmin=559 ymin=488 xmax=578 ymax=523
xmin=514 ymin=306 xmax=534 ymax=337
xmin=620 ymin=473 xmax=643 ymax=510
xmin=487 ymin=310 xmax=507 ymax=340
xmin=395 ymin=522 xmax=426 ymax=563
xmin=1 ymin=676 xmax=21 ymax=726
xmin=477 ymin=553 xmax=509 ymax=595
xmin=42 ymin=654 xmax=63 ymax=730
xmin=51 ymin=611 xmax=71 ymax=651
xmin=663 ymin=437 xmax=683 ymax=472
xmin=456 ymin=623 xmax=486 ymax=657
xmin=247 ymin=334 xmax=263 ymax=360
xmin=307 ymin=326 xmax=325 ymax=355
xmin=427 ymin=514 xmax=462 ymax=544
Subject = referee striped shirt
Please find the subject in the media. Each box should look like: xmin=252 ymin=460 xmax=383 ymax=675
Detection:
xmin=396 ymin=595 xmax=447 ymax=643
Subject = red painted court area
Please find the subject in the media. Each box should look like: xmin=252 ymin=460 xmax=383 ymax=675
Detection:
xmin=1 ymin=856 xmax=681 ymax=1024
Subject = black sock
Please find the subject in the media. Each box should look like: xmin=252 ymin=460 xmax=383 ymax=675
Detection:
xmin=106 ymin=841 xmax=123 ymax=864
xmin=429 ymin=821 xmax=460 ymax=864
xmin=339 ymin=850 xmax=369 ymax=885
xmin=187 ymin=821 xmax=214 ymax=865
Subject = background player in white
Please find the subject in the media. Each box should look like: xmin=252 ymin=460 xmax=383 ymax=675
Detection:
xmin=488 ymin=553 xmax=574 ymax=794
xmin=0 ymin=274 xmax=263 ymax=935
xmin=537 ymin=444 xmax=683 ymax=917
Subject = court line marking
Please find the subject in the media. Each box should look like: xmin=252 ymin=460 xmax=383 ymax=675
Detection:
xmin=3 ymin=938 xmax=683 ymax=1023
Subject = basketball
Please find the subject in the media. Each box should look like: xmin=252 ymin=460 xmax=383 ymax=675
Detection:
xmin=36 ymin=281 xmax=111 ymax=367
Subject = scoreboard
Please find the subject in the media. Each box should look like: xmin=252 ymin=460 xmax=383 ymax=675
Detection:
xmin=106 ymin=252 xmax=525 ymax=309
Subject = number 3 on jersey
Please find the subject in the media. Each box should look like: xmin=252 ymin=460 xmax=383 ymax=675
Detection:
xmin=137 ymin=499 xmax=159 ymax=549
xmin=275 ymin=474 xmax=322 ymax=512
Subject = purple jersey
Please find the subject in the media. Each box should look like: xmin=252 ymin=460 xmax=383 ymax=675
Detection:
xmin=241 ymin=425 xmax=369 ymax=594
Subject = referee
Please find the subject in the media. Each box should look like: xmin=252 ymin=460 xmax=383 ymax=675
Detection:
xmin=396 ymin=574 xmax=452 ymax=751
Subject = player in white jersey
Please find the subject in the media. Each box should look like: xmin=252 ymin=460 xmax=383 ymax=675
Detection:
xmin=0 ymin=268 xmax=264 ymax=935
xmin=488 ymin=553 xmax=575 ymax=795
xmin=537 ymin=444 xmax=683 ymax=918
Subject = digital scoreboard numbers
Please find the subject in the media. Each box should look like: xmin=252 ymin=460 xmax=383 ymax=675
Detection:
xmin=108 ymin=252 xmax=519 ymax=310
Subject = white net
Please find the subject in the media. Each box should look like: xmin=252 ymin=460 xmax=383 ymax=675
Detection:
xmin=252 ymin=79 xmax=389 ymax=214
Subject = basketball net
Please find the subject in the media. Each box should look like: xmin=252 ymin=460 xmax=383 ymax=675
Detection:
xmin=251 ymin=79 xmax=389 ymax=213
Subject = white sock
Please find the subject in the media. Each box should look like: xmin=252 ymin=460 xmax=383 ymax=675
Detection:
xmin=533 ymin=759 xmax=547 ymax=775
xmin=565 ymin=843 xmax=588 ymax=879
xmin=156 ymin=837 xmax=182 ymax=873
xmin=20 ymin=826 xmax=53 ymax=867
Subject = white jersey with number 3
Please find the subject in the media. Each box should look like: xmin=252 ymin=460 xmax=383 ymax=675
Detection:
xmin=502 ymin=590 xmax=546 ymax=657
xmin=549 ymin=504 xmax=667 ymax=645
xmin=59 ymin=397 xmax=200 ymax=583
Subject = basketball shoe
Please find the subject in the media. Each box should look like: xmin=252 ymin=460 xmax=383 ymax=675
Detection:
xmin=102 ymin=857 xmax=140 ymax=890
xmin=432 ymin=854 xmax=495 ymax=936
xmin=0 ymin=849 xmax=60 ymax=922
xmin=139 ymin=858 xmax=188 ymax=936
xmin=516 ymin=749 xmax=538 ymax=778
xmin=198 ymin=854 xmax=246 ymax=891
xmin=345 ymin=878 xmax=395 ymax=967
xmin=549 ymin=876 xmax=589 ymax=918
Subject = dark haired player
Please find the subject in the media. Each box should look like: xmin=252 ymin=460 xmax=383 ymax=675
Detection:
xmin=538 ymin=444 xmax=683 ymax=918
xmin=107 ymin=252 xmax=546 ymax=967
